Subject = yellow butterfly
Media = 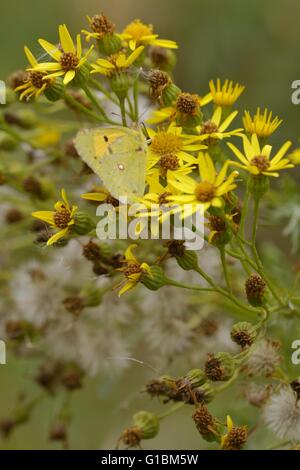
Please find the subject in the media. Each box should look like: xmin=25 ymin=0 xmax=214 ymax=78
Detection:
xmin=74 ymin=126 xmax=148 ymax=200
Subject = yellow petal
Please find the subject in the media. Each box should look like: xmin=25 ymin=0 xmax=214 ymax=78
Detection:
xmin=32 ymin=211 xmax=55 ymax=225
xmin=59 ymin=24 xmax=76 ymax=53
xmin=47 ymin=227 xmax=69 ymax=246
xmin=38 ymin=39 xmax=62 ymax=61
xmin=125 ymin=45 xmax=144 ymax=66
xmin=118 ymin=281 xmax=136 ymax=296
xmin=76 ymin=34 xmax=82 ymax=59
xmin=125 ymin=244 xmax=138 ymax=263
xmin=81 ymin=192 xmax=107 ymax=202
xmin=64 ymin=70 xmax=76 ymax=85
xmin=24 ymin=46 xmax=37 ymax=67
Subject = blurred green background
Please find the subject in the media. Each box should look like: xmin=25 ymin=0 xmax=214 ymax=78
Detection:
xmin=1 ymin=0 xmax=300 ymax=450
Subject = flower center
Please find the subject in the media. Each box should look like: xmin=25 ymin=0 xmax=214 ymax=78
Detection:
xmin=159 ymin=153 xmax=179 ymax=176
xmin=123 ymin=20 xmax=153 ymax=41
xmin=53 ymin=208 xmax=71 ymax=229
xmin=91 ymin=14 xmax=114 ymax=36
xmin=150 ymin=132 xmax=182 ymax=155
xmin=123 ymin=262 xmax=142 ymax=279
xmin=176 ymin=93 xmax=199 ymax=115
xmin=195 ymin=181 xmax=215 ymax=202
xmin=250 ymin=155 xmax=270 ymax=172
xmin=29 ymin=71 xmax=45 ymax=89
xmin=60 ymin=52 xmax=79 ymax=71
xmin=201 ymin=120 xmax=219 ymax=134
xmin=148 ymin=69 xmax=171 ymax=88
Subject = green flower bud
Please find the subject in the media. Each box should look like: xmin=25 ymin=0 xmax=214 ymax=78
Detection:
xmin=175 ymin=250 xmax=199 ymax=271
xmin=231 ymin=321 xmax=257 ymax=348
xmin=205 ymin=352 xmax=236 ymax=382
xmin=141 ymin=265 xmax=167 ymax=291
xmin=73 ymin=212 xmax=95 ymax=235
xmin=161 ymin=83 xmax=181 ymax=106
xmin=182 ymin=369 xmax=206 ymax=388
xmin=133 ymin=411 xmax=160 ymax=440
xmin=71 ymin=64 xmax=90 ymax=88
xmin=111 ymin=72 xmax=131 ymax=100
xmin=248 ymin=174 xmax=270 ymax=200
xmin=0 ymin=131 xmax=18 ymax=151
xmin=15 ymin=110 xmax=38 ymax=129
xmin=98 ymin=33 xmax=122 ymax=56
xmin=44 ymin=78 xmax=65 ymax=102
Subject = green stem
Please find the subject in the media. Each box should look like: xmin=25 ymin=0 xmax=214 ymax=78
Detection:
xmin=133 ymin=79 xmax=139 ymax=122
xmin=158 ymin=402 xmax=185 ymax=420
xmin=119 ymin=97 xmax=127 ymax=127
xmin=220 ymin=247 xmax=232 ymax=293
xmin=81 ymin=85 xmax=117 ymax=125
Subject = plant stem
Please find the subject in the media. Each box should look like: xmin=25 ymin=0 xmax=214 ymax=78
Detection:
xmin=133 ymin=79 xmax=139 ymax=122
xmin=220 ymin=247 xmax=232 ymax=293
xmin=119 ymin=97 xmax=127 ymax=127
xmin=81 ymin=85 xmax=117 ymax=125
xmin=64 ymin=93 xmax=105 ymax=122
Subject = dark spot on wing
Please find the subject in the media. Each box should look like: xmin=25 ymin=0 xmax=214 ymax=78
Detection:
xmin=104 ymin=135 xmax=109 ymax=142
xmin=136 ymin=146 xmax=143 ymax=152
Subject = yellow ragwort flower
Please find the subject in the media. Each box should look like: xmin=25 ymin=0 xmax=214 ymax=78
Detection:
xmin=147 ymin=94 xmax=212 ymax=125
xmin=147 ymin=123 xmax=207 ymax=169
xmin=121 ymin=19 xmax=178 ymax=51
xmin=227 ymin=134 xmax=293 ymax=177
xmin=15 ymin=47 xmax=52 ymax=101
xmin=209 ymin=79 xmax=245 ymax=107
xmin=32 ymin=189 xmax=77 ymax=246
xmin=167 ymin=152 xmax=238 ymax=216
xmin=91 ymin=46 xmax=144 ymax=76
xmin=220 ymin=416 xmax=248 ymax=451
xmin=31 ymin=24 xmax=93 ymax=85
xmin=118 ymin=244 xmax=152 ymax=296
xmin=243 ymin=108 xmax=282 ymax=138
xmin=196 ymin=107 xmax=243 ymax=144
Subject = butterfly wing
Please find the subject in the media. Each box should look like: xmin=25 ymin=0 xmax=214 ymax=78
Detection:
xmin=74 ymin=127 xmax=148 ymax=199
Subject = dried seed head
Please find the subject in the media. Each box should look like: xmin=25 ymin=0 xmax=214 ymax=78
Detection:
xmin=290 ymin=378 xmax=300 ymax=401
xmin=205 ymin=352 xmax=235 ymax=382
xmin=63 ymin=295 xmax=85 ymax=317
xmin=8 ymin=70 xmax=28 ymax=89
xmin=201 ymin=120 xmax=219 ymax=135
xmin=193 ymin=404 xmax=215 ymax=437
xmin=208 ymin=215 xmax=227 ymax=232
xmin=5 ymin=208 xmax=23 ymax=224
xmin=90 ymin=14 xmax=115 ymax=35
xmin=121 ymin=426 xmax=143 ymax=448
xmin=231 ymin=322 xmax=257 ymax=349
xmin=83 ymin=241 xmax=102 ymax=262
xmin=222 ymin=425 xmax=248 ymax=450
xmin=23 ymin=176 xmax=42 ymax=197
xmin=61 ymin=364 xmax=83 ymax=391
xmin=165 ymin=240 xmax=186 ymax=257
xmin=245 ymin=274 xmax=266 ymax=306
xmin=176 ymin=92 xmax=199 ymax=115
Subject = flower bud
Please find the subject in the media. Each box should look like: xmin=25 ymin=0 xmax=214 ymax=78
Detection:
xmin=245 ymin=274 xmax=266 ymax=307
xmin=181 ymin=369 xmax=206 ymax=389
xmin=44 ymin=78 xmax=65 ymax=102
xmin=248 ymin=174 xmax=270 ymax=200
xmin=71 ymin=64 xmax=90 ymax=88
xmin=0 ymin=131 xmax=18 ymax=151
xmin=98 ymin=33 xmax=122 ymax=56
xmin=205 ymin=352 xmax=236 ymax=382
xmin=111 ymin=73 xmax=131 ymax=100
xmin=176 ymin=92 xmax=203 ymax=128
xmin=73 ymin=211 xmax=95 ymax=235
xmin=175 ymin=250 xmax=199 ymax=271
xmin=141 ymin=265 xmax=167 ymax=291
xmin=133 ymin=411 xmax=160 ymax=440
xmin=231 ymin=321 xmax=257 ymax=348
